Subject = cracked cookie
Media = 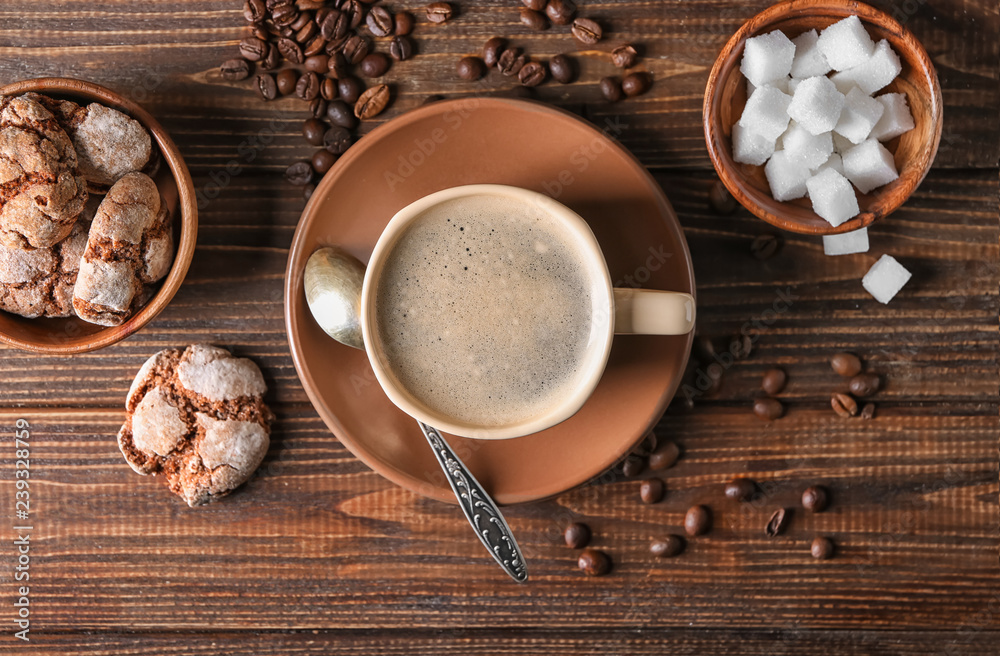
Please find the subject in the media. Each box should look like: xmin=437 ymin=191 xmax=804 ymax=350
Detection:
xmin=0 ymin=94 xmax=88 ymax=249
xmin=117 ymin=344 xmax=273 ymax=507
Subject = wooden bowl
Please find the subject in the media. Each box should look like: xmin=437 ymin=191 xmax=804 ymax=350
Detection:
xmin=703 ymin=0 xmax=942 ymax=234
xmin=0 ymin=77 xmax=197 ymax=353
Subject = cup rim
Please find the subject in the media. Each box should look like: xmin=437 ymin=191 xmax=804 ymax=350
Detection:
xmin=360 ymin=183 xmax=615 ymax=440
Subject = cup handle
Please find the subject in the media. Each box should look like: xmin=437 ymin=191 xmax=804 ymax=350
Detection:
xmin=613 ymin=288 xmax=695 ymax=335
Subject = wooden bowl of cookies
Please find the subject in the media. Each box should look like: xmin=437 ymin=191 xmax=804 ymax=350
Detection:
xmin=0 ymin=77 xmax=196 ymax=353
xmin=703 ymin=0 xmax=942 ymax=234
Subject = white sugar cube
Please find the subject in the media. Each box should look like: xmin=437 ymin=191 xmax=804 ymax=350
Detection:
xmin=817 ymin=152 xmax=845 ymax=176
xmin=738 ymin=86 xmax=792 ymax=141
xmin=869 ymin=93 xmax=915 ymax=141
xmin=834 ymin=87 xmax=885 ymax=144
xmin=817 ymin=15 xmax=875 ymax=71
xmin=791 ymin=29 xmax=832 ymax=78
xmin=832 ymin=131 xmax=854 ymax=154
xmin=782 ymin=121 xmax=833 ymax=169
xmin=830 ymin=39 xmax=902 ymax=95
xmin=787 ymin=76 xmax=845 ymax=135
xmin=862 ymin=254 xmax=911 ymax=303
xmin=823 ymin=227 xmax=869 ymax=255
xmin=843 ymin=138 xmax=898 ymax=193
xmin=741 ymin=30 xmax=796 ymax=87
xmin=765 ymin=150 xmax=811 ymax=201
xmin=731 ymin=123 xmax=776 ymax=165
xmin=805 ymin=167 xmax=859 ymax=226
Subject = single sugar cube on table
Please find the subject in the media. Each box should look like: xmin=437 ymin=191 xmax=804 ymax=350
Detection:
xmin=738 ymin=86 xmax=792 ymax=141
xmin=787 ymin=76 xmax=846 ymax=135
xmin=805 ymin=167 xmax=859 ymax=227
xmin=822 ymin=227 xmax=869 ymax=255
xmin=835 ymin=87 xmax=885 ymax=144
xmin=781 ymin=120 xmax=833 ymax=169
xmin=843 ymin=138 xmax=898 ymax=193
xmin=765 ymin=150 xmax=811 ymax=201
xmin=791 ymin=29 xmax=832 ymax=78
xmin=862 ymin=254 xmax=911 ymax=304
xmin=817 ymin=152 xmax=845 ymax=176
xmin=731 ymin=123 xmax=776 ymax=165
xmin=869 ymin=92 xmax=915 ymax=141
xmin=817 ymin=15 xmax=875 ymax=71
xmin=740 ymin=30 xmax=796 ymax=87
xmin=830 ymin=39 xmax=902 ymax=95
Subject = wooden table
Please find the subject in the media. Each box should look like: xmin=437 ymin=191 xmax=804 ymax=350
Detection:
xmin=1 ymin=1 xmax=997 ymax=653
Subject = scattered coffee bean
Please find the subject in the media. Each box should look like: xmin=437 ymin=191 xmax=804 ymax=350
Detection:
xmin=366 ymin=6 xmax=394 ymax=37
xmin=318 ymin=9 xmax=349 ymax=41
xmin=244 ymin=0 xmax=267 ymax=23
xmin=612 ymin=44 xmax=638 ymax=69
xmin=291 ymin=9 xmax=314 ymax=30
xmin=520 ymin=7 xmax=549 ymax=30
xmin=753 ymin=397 xmax=783 ymax=421
xmin=861 ymin=402 xmax=875 ymax=420
xmin=724 ymin=477 xmax=756 ymax=502
xmin=549 ymin=53 xmax=576 ymax=83
xmin=457 ymin=56 xmax=486 ymax=81
xmin=831 ymin=392 xmax=858 ymax=418
xmin=849 ymin=372 xmax=880 ymax=397
xmin=621 ymin=72 xmax=650 ymax=97
xmin=251 ymin=25 xmax=269 ymax=41
xmin=518 ymin=61 xmax=546 ymax=87
xmin=323 ymin=126 xmax=353 ymax=154
xmin=320 ymin=77 xmax=338 ymax=100
xmin=571 ymin=17 xmax=603 ymax=45
xmin=304 ymin=53 xmax=329 ymax=73
xmin=303 ymin=182 xmax=316 ymax=201
xmin=240 ymin=36 xmax=269 ymax=61
xmin=811 ymin=536 xmax=835 ymax=559
xmin=343 ymin=0 xmax=364 ymax=29
xmin=578 ymin=548 xmax=611 ymax=576
xmin=750 ymin=233 xmax=781 ymax=259
xmin=302 ymin=118 xmax=327 ymax=145
xmin=285 ymin=160 xmax=314 ymax=186
xmin=599 ymin=76 xmax=622 ymax=102
xmin=765 ymin=508 xmax=788 ymax=537
xmin=276 ymin=68 xmax=299 ymax=95
xmin=261 ymin=43 xmax=281 ymax=70
xmin=497 ymin=48 xmax=525 ymax=76
xmin=309 ymin=97 xmax=328 ymax=119
xmin=295 ymin=22 xmax=318 ymax=46
xmin=360 ymin=53 xmax=390 ymax=77
xmin=483 ymin=37 xmax=506 ymax=67
xmin=522 ymin=0 xmax=548 ymax=9
xmin=389 ymin=35 xmax=414 ymax=61
xmin=761 ymin=368 xmax=787 ymax=395
xmin=338 ymin=76 xmax=364 ymax=104
xmin=304 ymin=35 xmax=327 ymax=57
xmin=684 ymin=505 xmax=711 ymax=536
xmin=355 ymin=83 xmax=390 ymax=119
xmin=311 ymin=148 xmax=337 ymax=175
xmin=564 ymin=522 xmax=591 ymax=549
xmin=295 ymin=71 xmax=321 ymax=100
xmin=648 ymin=441 xmax=680 ymax=471
xmin=342 ymin=34 xmax=371 ymax=65
xmin=731 ymin=333 xmax=753 ymax=359
xmin=277 ymin=36 xmax=304 ymax=64
xmin=545 ymin=0 xmax=577 ymax=25
xmin=830 ymin=352 xmax=862 ymax=377
xmin=632 ymin=431 xmax=658 ymax=457
xmin=328 ymin=51 xmax=349 ymax=79
xmin=271 ymin=4 xmax=298 ymax=27
xmin=621 ymin=454 xmax=645 ymax=478
xmin=639 ymin=478 xmax=665 ymax=504
xmin=709 ymin=180 xmax=737 ymax=214
xmin=326 ymin=99 xmax=359 ymax=128
xmin=801 ymin=485 xmax=829 ymax=512
xmin=220 ymin=58 xmax=252 ymax=81
xmin=256 ymin=73 xmax=278 ymax=100
xmin=650 ymin=535 xmax=685 ymax=558
xmin=426 ymin=2 xmax=453 ymax=23
xmin=395 ymin=11 xmax=415 ymax=35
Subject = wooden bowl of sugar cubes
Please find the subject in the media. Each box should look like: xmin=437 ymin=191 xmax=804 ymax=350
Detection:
xmin=703 ymin=0 xmax=942 ymax=237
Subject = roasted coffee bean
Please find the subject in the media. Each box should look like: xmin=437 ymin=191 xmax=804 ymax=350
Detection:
xmin=548 ymin=53 xmax=575 ymax=83
xmin=518 ymin=60 xmax=546 ymax=87
xmin=366 ymin=6 xmax=394 ymax=37
xmin=264 ymin=0 xmax=283 ymax=8
xmin=724 ymin=477 xmax=756 ymax=502
xmin=354 ymin=83 xmax=390 ymax=119
xmin=578 ymin=548 xmax=611 ymax=576
xmin=256 ymin=73 xmax=278 ymax=99
xmin=497 ymin=48 xmax=525 ymax=76
xmin=731 ymin=333 xmax=753 ymax=359
xmin=801 ymin=485 xmax=829 ymax=512
xmin=753 ymin=397 xmax=783 ymax=421
xmin=343 ymin=0 xmax=364 ymax=29
xmin=639 ymin=478 xmax=665 ymax=504
xmin=261 ymin=43 xmax=281 ymax=70
xmin=327 ymin=51 xmax=349 ymax=78
xmin=564 ymin=522 xmax=591 ymax=549
xmin=545 ymin=0 xmax=576 ymax=25
xmin=304 ymin=53 xmax=329 ymax=73
xmin=323 ymin=126 xmax=353 ymax=154
xmin=520 ymin=7 xmax=549 ymax=30
xmin=621 ymin=71 xmax=650 ymax=97
xmin=309 ymin=97 xmax=328 ymax=118
xmin=522 ymin=0 xmax=548 ymax=9
xmin=326 ymin=99 xmax=359 ymax=128
xmin=240 ymin=36 xmax=269 ymax=61
xmin=295 ymin=71 xmax=321 ymax=100
xmin=303 ymin=182 xmax=316 ymax=201
xmin=861 ymin=402 xmax=875 ymax=420
xmin=302 ymin=118 xmax=328 ymax=145
xmin=220 ymin=58 xmax=252 ymax=81
xmin=684 ymin=505 xmax=711 ymax=536
xmin=315 ymin=6 xmax=331 ymax=23
xmin=395 ymin=11 xmax=415 ymax=35
xmin=276 ymin=68 xmax=299 ymax=95
xmin=612 ymin=43 xmax=638 ymax=68
xmin=244 ymin=0 xmax=267 ymax=22
xmin=648 ymin=440 xmax=680 ymax=471
xmin=831 ymin=392 xmax=858 ymax=418
xmin=295 ymin=20 xmax=318 ymax=44
xmin=304 ymin=35 xmax=327 ymax=57
xmin=483 ymin=36 xmax=506 ymax=67
xmin=632 ymin=431 xmax=658 ymax=458
xmin=285 ymin=160 xmax=314 ymax=185
xmin=709 ymin=180 xmax=737 ymax=214
xmin=389 ymin=35 xmax=414 ymax=60
xmin=571 ymin=17 xmax=602 ymax=45
xmin=311 ymin=148 xmax=337 ymax=175
xmin=342 ymin=34 xmax=371 ymax=65
xmin=621 ymin=454 xmax=645 ymax=478
xmin=849 ymin=372 xmax=880 ymax=397
xmin=360 ymin=53 xmax=390 ymax=77
xmin=272 ymin=3 xmax=299 ymax=26
xmin=338 ymin=75 xmax=364 ymax=104
xmin=750 ymin=233 xmax=781 ymax=259
xmin=599 ymin=76 xmax=622 ymax=102
xmin=830 ymin=352 xmax=862 ymax=377
xmin=290 ymin=10 xmax=313 ymax=33
xmin=298 ymin=0 xmax=326 ymax=10
xmin=277 ymin=37 xmax=304 ymax=64
xmin=318 ymin=9 xmax=349 ymax=40
xmin=456 ymin=56 xmax=485 ymax=81
xmin=426 ymin=2 xmax=453 ymax=23
xmin=252 ymin=24 xmax=271 ymax=40
xmin=320 ymin=77 xmax=338 ymax=100
xmin=650 ymin=535 xmax=685 ymax=558
xmin=762 ymin=368 xmax=787 ymax=395
xmin=811 ymin=536 xmax=835 ymax=559
xmin=765 ymin=508 xmax=788 ymax=537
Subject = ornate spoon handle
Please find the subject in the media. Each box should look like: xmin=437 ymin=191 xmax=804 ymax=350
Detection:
xmin=418 ymin=422 xmax=528 ymax=583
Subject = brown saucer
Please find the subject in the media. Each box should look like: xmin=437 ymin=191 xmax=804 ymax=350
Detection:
xmin=284 ymin=98 xmax=694 ymax=505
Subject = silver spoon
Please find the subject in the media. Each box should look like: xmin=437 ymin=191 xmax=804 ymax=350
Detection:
xmin=304 ymin=247 xmax=528 ymax=583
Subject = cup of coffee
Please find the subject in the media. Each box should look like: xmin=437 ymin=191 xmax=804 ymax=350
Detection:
xmin=355 ymin=184 xmax=695 ymax=440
